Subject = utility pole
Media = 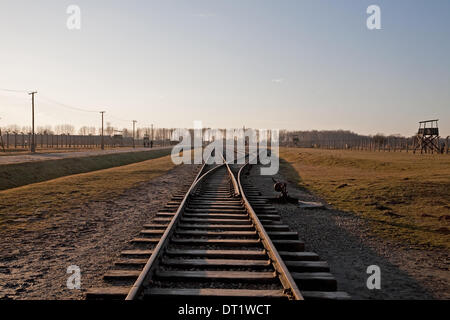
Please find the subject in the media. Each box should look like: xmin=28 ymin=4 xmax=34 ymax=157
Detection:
xmin=151 ymin=124 xmax=154 ymax=148
xmin=0 ymin=117 xmax=5 ymax=152
xmin=100 ymin=111 xmax=106 ymax=150
xmin=29 ymin=91 xmax=37 ymax=153
xmin=132 ymin=120 xmax=137 ymax=148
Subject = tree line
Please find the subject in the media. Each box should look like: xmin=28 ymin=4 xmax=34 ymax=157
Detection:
xmin=1 ymin=123 xmax=174 ymax=140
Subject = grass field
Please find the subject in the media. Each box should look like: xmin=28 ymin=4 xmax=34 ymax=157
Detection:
xmin=279 ymin=147 xmax=450 ymax=249
xmin=0 ymin=147 xmax=103 ymax=156
xmin=0 ymin=148 xmax=172 ymax=191
xmin=0 ymin=155 xmax=177 ymax=228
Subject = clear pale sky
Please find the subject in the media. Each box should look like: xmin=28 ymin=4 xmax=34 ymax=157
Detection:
xmin=0 ymin=0 xmax=449 ymax=136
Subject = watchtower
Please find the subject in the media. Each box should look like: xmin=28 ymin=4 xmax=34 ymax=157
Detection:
xmin=0 ymin=128 xmax=5 ymax=152
xmin=0 ymin=117 xmax=4 ymax=152
xmin=413 ymin=119 xmax=440 ymax=154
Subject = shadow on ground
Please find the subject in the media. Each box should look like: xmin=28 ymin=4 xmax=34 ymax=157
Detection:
xmin=247 ymin=158 xmax=443 ymax=299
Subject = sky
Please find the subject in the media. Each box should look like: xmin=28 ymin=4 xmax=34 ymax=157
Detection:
xmin=0 ymin=0 xmax=449 ymax=136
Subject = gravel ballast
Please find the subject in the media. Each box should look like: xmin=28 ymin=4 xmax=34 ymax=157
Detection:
xmin=0 ymin=164 xmax=199 ymax=300
xmin=248 ymin=165 xmax=449 ymax=300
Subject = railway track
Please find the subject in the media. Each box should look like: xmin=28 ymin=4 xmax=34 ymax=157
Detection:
xmin=87 ymin=155 xmax=349 ymax=300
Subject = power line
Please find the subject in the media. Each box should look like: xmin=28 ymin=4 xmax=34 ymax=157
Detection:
xmin=1 ymin=89 xmax=143 ymax=130
xmin=108 ymin=114 xmax=133 ymax=123
xmin=38 ymin=95 xmax=101 ymax=113
xmin=0 ymin=88 xmax=102 ymax=114
xmin=0 ymin=88 xmax=29 ymax=93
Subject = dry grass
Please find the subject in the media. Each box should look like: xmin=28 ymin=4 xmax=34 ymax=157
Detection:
xmin=0 ymin=148 xmax=172 ymax=190
xmin=0 ymin=155 xmax=177 ymax=228
xmin=279 ymin=147 xmax=450 ymax=249
xmin=0 ymin=147 xmax=104 ymax=156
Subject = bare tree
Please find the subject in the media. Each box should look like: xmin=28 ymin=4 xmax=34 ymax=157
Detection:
xmin=136 ymin=128 xmax=142 ymax=139
xmin=105 ymin=122 xmax=115 ymax=136
xmin=37 ymin=125 xmax=53 ymax=134
xmin=79 ymin=126 xmax=89 ymax=135
xmin=87 ymin=127 xmax=96 ymax=135
xmin=122 ymin=128 xmax=130 ymax=137
xmin=54 ymin=124 xmax=75 ymax=134
xmin=21 ymin=126 xmax=31 ymax=133
xmin=373 ymin=134 xmax=387 ymax=147
xmin=6 ymin=124 xmax=21 ymax=133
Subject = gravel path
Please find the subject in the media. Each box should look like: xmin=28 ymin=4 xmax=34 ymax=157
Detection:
xmin=0 ymin=147 xmax=170 ymax=165
xmin=248 ymin=165 xmax=449 ymax=300
xmin=0 ymin=164 xmax=199 ymax=300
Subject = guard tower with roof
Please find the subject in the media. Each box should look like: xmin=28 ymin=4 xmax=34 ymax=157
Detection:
xmin=0 ymin=126 xmax=5 ymax=152
xmin=413 ymin=119 xmax=440 ymax=154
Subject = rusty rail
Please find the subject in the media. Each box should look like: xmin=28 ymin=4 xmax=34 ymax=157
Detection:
xmin=235 ymin=160 xmax=303 ymax=300
xmin=125 ymin=159 xmax=222 ymax=300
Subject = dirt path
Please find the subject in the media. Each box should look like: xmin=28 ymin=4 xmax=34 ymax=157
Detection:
xmin=0 ymin=164 xmax=199 ymax=300
xmin=0 ymin=147 xmax=170 ymax=165
xmin=248 ymin=165 xmax=449 ymax=300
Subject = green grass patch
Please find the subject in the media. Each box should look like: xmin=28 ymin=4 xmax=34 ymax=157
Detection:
xmin=0 ymin=148 xmax=172 ymax=191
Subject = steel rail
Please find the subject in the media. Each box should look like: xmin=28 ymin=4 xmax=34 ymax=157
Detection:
xmin=126 ymin=151 xmax=301 ymax=300
xmin=235 ymin=160 xmax=304 ymax=300
xmin=125 ymin=160 xmax=224 ymax=300
xmin=221 ymin=147 xmax=255 ymax=196
xmin=222 ymin=154 xmax=240 ymax=197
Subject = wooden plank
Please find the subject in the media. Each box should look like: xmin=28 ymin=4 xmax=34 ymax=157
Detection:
xmin=177 ymin=224 xmax=254 ymax=231
xmin=115 ymin=259 xmax=148 ymax=267
xmin=121 ymin=250 xmax=153 ymax=257
xmin=195 ymin=196 xmax=233 ymax=200
xmin=183 ymin=213 xmax=249 ymax=219
xmin=181 ymin=218 xmax=252 ymax=225
xmin=189 ymin=201 xmax=242 ymax=205
xmin=140 ymin=230 xmax=165 ymax=235
xmin=263 ymin=225 xmax=290 ymax=231
xmin=155 ymin=270 xmax=277 ymax=282
xmin=285 ymin=261 xmax=329 ymax=272
xmin=302 ymin=291 xmax=351 ymax=300
xmin=185 ymin=208 xmax=246 ymax=213
xmin=86 ymin=287 xmax=129 ymax=300
xmin=156 ymin=212 xmax=175 ymax=217
xmin=171 ymin=238 xmax=261 ymax=247
xmin=291 ymin=272 xmax=337 ymax=291
xmin=103 ymin=270 xmax=141 ymax=280
xmin=272 ymin=240 xmax=305 ymax=251
xmin=186 ymin=205 xmax=243 ymax=209
xmin=166 ymin=201 xmax=183 ymax=205
xmin=175 ymin=230 xmax=258 ymax=238
xmin=191 ymin=198 xmax=241 ymax=201
xmin=162 ymin=258 xmax=271 ymax=268
xmin=256 ymin=214 xmax=280 ymax=220
xmin=279 ymin=251 xmax=320 ymax=261
xmin=261 ymin=220 xmax=282 ymax=225
xmin=146 ymin=288 xmax=286 ymax=299
xmin=131 ymin=238 xmax=161 ymax=244
xmin=153 ymin=217 xmax=173 ymax=223
xmin=143 ymin=224 xmax=168 ymax=229
xmin=267 ymin=231 xmax=299 ymax=240
xmin=165 ymin=249 xmax=267 ymax=259
xmin=247 ymin=199 xmax=268 ymax=203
